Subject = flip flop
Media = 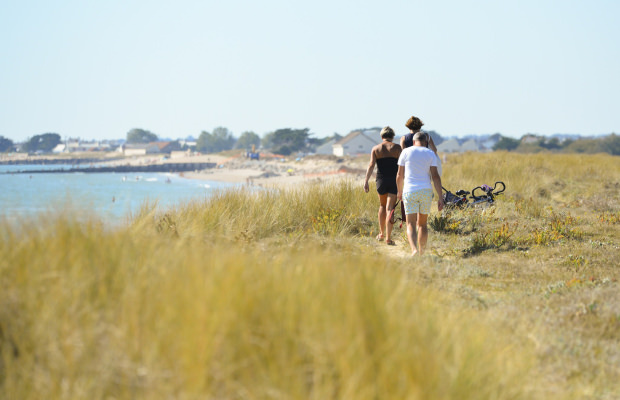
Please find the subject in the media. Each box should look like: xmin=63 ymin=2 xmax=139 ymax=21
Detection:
xmin=376 ymin=234 xmax=384 ymax=241
xmin=386 ymin=239 xmax=396 ymax=246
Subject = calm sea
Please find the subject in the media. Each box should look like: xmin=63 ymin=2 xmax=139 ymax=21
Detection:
xmin=0 ymin=164 xmax=238 ymax=225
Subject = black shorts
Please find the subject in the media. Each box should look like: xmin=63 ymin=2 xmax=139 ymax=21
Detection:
xmin=376 ymin=177 xmax=398 ymax=195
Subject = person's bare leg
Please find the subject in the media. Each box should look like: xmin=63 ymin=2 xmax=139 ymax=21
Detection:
xmin=406 ymin=215 xmax=418 ymax=256
xmin=377 ymin=194 xmax=388 ymax=240
xmin=417 ymin=213 xmax=429 ymax=255
xmin=378 ymin=205 xmax=387 ymax=238
xmin=385 ymin=194 xmax=397 ymax=242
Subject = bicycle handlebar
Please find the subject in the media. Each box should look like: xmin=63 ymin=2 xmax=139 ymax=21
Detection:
xmin=471 ymin=186 xmax=486 ymax=200
xmin=493 ymin=181 xmax=505 ymax=195
xmin=471 ymin=181 xmax=506 ymax=199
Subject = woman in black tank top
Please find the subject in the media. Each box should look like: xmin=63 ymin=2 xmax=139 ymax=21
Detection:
xmin=364 ymin=126 xmax=402 ymax=245
xmin=400 ymin=115 xmax=438 ymax=152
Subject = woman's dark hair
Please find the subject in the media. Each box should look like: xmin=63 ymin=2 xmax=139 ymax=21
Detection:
xmin=405 ymin=116 xmax=424 ymax=131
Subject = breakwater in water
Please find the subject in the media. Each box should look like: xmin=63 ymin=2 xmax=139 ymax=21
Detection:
xmin=0 ymin=157 xmax=125 ymax=165
xmin=4 ymin=163 xmax=216 ymax=174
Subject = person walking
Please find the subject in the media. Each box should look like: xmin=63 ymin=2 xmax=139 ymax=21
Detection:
xmin=396 ymin=131 xmax=444 ymax=256
xmin=401 ymin=115 xmax=439 ymax=155
xmin=364 ymin=126 xmax=402 ymax=245
xmin=399 ymin=116 xmax=442 ymax=221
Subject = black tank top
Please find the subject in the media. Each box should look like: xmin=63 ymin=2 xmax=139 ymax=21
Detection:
xmin=403 ymin=133 xmax=414 ymax=148
xmin=376 ymin=157 xmax=398 ymax=180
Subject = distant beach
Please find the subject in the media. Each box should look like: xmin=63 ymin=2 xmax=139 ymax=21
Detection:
xmin=1 ymin=152 xmax=368 ymax=188
xmin=179 ymin=154 xmax=368 ymax=188
xmin=0 ymin=152 xmax=369 ymax=223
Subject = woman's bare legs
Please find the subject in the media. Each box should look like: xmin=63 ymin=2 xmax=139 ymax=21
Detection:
xmin=377 ymin=193 xmax=388 ymax=240
xmin=385 ymin=194 xmax=397 ymax=243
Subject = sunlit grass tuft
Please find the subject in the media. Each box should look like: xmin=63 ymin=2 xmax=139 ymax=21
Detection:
xmin=130 ymin=180 xmax=377 ymax=241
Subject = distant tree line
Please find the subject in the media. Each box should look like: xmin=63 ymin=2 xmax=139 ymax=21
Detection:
xmin=0 ymin=133 xmax=63 ymax=153
xmin=492 ymin=133 xmax=619 ymax=156
xmin=126 ymin=128 xmax=158 ymax=144
xmin=2 ymin=129 xmax=617 ymax=157
xmin=0 ymin=135 xmax=14 ymax=152
xmin=124 ymin=127 xmax=331 ymax=156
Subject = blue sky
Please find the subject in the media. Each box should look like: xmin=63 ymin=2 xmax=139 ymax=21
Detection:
xmin=1 ymin=0 xmax=618 ymax=142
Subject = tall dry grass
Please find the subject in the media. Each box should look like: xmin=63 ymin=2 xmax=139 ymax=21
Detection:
xmin=0 ymin=214 xmax=539 ymax=399
xmin=2 ymin=152 xmax=618 ymax=399
xmin=440 ymin=151 xmax=619 ymax=206
xmin=130 ymin=179 xmax=378 ymax=241
xmin=425 ymin=152 xmax=620 ymax=399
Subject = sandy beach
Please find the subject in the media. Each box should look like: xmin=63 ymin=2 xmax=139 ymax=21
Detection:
xmin=99 ymin=151 xmax=369 ymax=187
xmin=178 ymin=153 xmax=368 ymax=187
xmin=1 ymin=151 xmax=370 ymax=188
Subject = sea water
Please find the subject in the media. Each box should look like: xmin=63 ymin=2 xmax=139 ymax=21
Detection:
xmin=0 ymin=164 xmax=238 ymax=225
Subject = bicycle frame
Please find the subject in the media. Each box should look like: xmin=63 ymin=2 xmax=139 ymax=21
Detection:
xmin=442 ymin=182 xmax=505 ymax=209
xmin=469 ymin=181 xmax=505 ymax=206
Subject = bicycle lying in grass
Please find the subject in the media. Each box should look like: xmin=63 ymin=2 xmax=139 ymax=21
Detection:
xmin=442 ymin=181 xmax=506 ymax=209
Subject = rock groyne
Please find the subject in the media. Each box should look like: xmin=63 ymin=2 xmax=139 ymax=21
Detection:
xmin=0 ymin=157 xmax=125 ymax=166
xmin=5 ymin=163 xmax=216 ymax=174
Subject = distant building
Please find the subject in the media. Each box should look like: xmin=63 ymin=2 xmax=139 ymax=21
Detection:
xmin=152 ymin=141 xmax=182 ymax=153
xmin=119 ymin=141 xmax=181 ymax=156
xmin=521 ymin=134 xmax=541 ymax=144
xmin=437 ymin=138 xmax=462 ymax=153
xmin=332 ymin=131 xmax=376 ymax=156
xmin=315 ymin=139 xmax=337 ymax=155
xmin=53 ymin=140 xmax=112 ymax=153
xmin=52 ymin=144 xmax=66 ymax=153
xmin=436 ymin=137 xmax=494 ymax=153
xmin=120 ymin=143 xmax=159 ymax=156
xmin=179 ymin=139 xmax=197 ymax=148
xmin=460 ymin=139 xmax=481 ymax=152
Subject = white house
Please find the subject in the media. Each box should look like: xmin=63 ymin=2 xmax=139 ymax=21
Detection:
xmin=52 ymin=143 xmax=66 ymax=153
xmin=315 ymin=139 xmax=336 ymax=155
xmin=120 ymin=143 xmax=160 ymax=156
xmin=437 ymin=138 xmax=462 ymax=153
xmin=460 ymin=139 xmax=482 ymax=152
xmin=53 ymin=140 xmax=112 ymax=153
xmin=332 ymin=131 xmax=376 ymax=156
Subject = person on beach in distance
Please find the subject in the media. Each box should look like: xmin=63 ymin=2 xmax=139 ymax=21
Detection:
xmin=364 ymin=126 xmax=402 ymax=245
xmin=396 ymin=131 xmax=444 ymax=256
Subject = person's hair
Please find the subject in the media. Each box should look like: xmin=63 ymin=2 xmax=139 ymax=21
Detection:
xmin=380 ymin=126 xmax=395 ymax=139
xmin=405 ymin=116 xmax=424 ymax=131
xmin=412 ymin=131 xmax=428 ymax=144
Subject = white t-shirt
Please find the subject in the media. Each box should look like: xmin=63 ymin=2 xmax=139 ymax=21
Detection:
xmin=432 ymin=153 xmax=442 ymax=177
xmin=397 ymin=146 xmax=438 ymax=192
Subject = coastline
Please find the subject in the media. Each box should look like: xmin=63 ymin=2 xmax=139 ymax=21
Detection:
xmin=1 ymin=152 xmax=369 ymax=188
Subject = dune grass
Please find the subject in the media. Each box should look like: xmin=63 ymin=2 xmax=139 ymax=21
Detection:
xmin=1 ymin=152 xmax=619 ymax=399
xmin=1 ymin=216 xmax=538 ymax=399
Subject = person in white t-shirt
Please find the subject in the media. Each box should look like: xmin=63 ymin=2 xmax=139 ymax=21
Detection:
xmin=396 ymin=132 xmax=444 ymax=256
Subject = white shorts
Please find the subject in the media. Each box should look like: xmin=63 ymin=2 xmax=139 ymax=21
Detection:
xmin=403 ymin=189 xmax=433 ymax=215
